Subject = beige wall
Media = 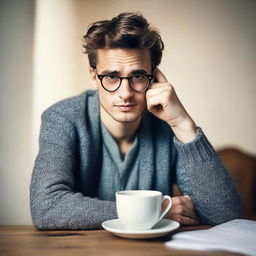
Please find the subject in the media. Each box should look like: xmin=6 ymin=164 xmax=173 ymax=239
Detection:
xmin=0 ymin=0 xmax=35 ymax=225
xmin=1 ymin=0 xmax=255 ymax=224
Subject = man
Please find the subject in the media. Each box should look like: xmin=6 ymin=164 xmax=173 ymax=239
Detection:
xmin=30 ymin=12 xmax=242 ymax=230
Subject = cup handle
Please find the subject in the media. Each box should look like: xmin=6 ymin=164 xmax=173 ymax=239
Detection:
xmin=159 ymin=195 xmax=172 ymax=221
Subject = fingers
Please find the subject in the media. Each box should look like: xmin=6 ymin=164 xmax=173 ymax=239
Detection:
xmin=146 ymin=81 xmax=175 ymax=114
xmin=147 ymin=83 xmax=173 ymax=96
xmin=172 ymin=197 xmax=197 ymax=219
xmin=184 ymin=195 xmax=191 ymax=200
xmin=171 ymin=215 xmax=199 ymax=225
xmin=164 ymin=196 xmax=199 ymax=225
xmin=146 ymin=89 xmax=170 ymax=112
xmin=154 ymin=68 xmax=168 ymax=83
xmin=162 ymin=196 xmax=194 ymax=218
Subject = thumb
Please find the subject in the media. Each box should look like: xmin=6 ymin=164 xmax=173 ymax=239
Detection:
xmin=184 ymin=195 xmax=192 ymax=201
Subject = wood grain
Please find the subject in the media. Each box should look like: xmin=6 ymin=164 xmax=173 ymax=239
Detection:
xmin=0 ymin=225 xmax=243 ymax=256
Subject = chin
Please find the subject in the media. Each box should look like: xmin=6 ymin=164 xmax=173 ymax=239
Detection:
xmin=113 ymin=113 xmax=141 ymax=124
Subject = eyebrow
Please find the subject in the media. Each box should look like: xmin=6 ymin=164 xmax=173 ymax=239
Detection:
xmin=99 ymin=69 xmax=149 ymax=75
xmin=131 ymin=70 xmax=148 ymax=75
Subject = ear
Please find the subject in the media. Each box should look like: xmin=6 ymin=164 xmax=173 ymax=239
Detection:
xmin=89 ymin=67 xmax=99 ymax=89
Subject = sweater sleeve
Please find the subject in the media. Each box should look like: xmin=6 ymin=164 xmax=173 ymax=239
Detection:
xmin=174 ymin=127 xmax=242 ymax=225
xmin=30 ymin=109 xmax=117 ymax=230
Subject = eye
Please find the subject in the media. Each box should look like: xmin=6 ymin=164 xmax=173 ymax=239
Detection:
xmin=131 ymin=74 xmax=145 ymax=81
xmin=105 ymin=75 xmax=119 ymax=80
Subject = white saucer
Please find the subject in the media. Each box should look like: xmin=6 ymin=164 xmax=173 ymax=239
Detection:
xmin=102 ymin=219 xmax=180 ymax=239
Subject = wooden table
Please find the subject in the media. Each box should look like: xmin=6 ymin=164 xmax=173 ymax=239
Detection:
xmin=0 ymin=225 xmax=243 ymax=256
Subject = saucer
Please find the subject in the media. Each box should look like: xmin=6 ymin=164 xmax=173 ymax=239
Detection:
xmin=102 ymin=219 xmax=180 ymax=239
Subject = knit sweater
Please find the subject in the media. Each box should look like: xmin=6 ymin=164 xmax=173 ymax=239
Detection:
xmin=30 ymin=90 xmax=242 ymax=230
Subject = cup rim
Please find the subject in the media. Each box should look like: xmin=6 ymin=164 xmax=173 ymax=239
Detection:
xmin=116 ymin=190 xmax=163 ymax=197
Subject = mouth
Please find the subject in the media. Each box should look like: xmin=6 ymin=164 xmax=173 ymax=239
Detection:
xmin=114 ymin=103 xmax=137 ymax=112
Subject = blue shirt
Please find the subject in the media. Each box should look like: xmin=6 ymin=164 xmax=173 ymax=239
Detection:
xmin=98 ymin=123 xmax=139 ymax=200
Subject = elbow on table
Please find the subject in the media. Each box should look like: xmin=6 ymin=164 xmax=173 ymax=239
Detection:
xmin=30 ymin=201 xmax=72 ymax=230
xmin=30 ymin=205 xmax=102 ymax=230
xmin=31 ymin=207 xmax=57 ymax=230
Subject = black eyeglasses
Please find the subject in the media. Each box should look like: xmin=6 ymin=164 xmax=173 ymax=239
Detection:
xmin=96 ymin=73 xmax=154 ymax=92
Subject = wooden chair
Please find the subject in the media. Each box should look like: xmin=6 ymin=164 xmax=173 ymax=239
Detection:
xmin=217 ymin=147 xmax=256 ymax=218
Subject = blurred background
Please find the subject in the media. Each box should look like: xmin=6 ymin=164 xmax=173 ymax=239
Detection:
xmin=0 ymin=0 xmax=255 ymax=224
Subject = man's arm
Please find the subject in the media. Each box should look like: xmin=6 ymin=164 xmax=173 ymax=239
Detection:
xmin=30 ymin=109 xmax=117 ymax=230
xmin=146 ymin=69 xmax=242 ymax=225
xmin=173 ymin=127 xmax=242 ymax=225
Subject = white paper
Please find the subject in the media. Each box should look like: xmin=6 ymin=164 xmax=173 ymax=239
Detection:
xmin=166 ymin=219 xmax=256 ymax=256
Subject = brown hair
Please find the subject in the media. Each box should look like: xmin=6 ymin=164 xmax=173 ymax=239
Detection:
xmin=82 ymin=12 xmax=164 ymax=69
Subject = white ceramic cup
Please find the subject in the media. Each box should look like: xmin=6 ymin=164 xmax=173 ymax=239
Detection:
xmin=116 ymin=190 xmax=172 ymax=230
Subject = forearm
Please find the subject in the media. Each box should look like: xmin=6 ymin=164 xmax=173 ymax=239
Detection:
xmin=174 ymin=128 xmax=242 ymax=225
xmin=30 ymin=187 xmax=117 ymax=230
xmin=30 ymin=164 xmax=117 ymax=230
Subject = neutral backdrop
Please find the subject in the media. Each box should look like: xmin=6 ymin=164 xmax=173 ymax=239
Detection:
xmin=0 ymin=0 xmax=255 ymax=224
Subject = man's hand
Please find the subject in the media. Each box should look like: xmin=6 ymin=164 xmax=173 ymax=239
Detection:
xmin=162 ymin=195 xmax=199 ymax=225
xmin=146 ymin=68 xmax=197 ymax=143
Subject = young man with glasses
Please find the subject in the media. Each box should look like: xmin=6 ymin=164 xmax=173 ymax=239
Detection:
xmin=30 ymin=12 xmax=242 ymax=230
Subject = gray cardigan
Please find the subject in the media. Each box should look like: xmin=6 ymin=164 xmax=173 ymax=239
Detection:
xmin=30 ymin=90 xmax=242 ymax=230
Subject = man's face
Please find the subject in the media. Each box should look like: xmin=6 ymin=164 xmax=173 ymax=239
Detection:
xmin=90 ymin=48 xmax=152 ymax=124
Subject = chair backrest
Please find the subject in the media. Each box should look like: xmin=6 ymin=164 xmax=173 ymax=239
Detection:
xmin=217 ymin=147 xmax=256 ymax=218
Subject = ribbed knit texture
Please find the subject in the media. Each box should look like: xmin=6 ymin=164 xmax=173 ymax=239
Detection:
xmin=30 ymin=90 xmax=242 ymax=230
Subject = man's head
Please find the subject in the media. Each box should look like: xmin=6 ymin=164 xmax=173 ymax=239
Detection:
xmin=83 ymin=12 xmax=164 ymax=70
xmin=82 ymin=13 xmax=164 ymax=126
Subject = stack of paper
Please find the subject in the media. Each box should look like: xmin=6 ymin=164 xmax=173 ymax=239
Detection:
xmin=166 ymin=219 xmax=256 ymax=256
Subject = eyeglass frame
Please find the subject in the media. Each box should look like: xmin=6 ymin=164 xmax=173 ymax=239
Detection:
xmin=96 ymin=73 xmax=154 ymax=92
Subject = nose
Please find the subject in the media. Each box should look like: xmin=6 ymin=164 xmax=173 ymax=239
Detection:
xmin=118 ymin=77 xmax=134 ymax=100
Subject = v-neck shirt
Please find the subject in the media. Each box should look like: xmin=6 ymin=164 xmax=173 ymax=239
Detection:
xmin=97 ymin=123 xmax=140 ymax=200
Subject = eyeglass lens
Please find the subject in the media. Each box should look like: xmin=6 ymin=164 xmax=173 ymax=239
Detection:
xmin=102 ymin=74 xmax=149 ymax=92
